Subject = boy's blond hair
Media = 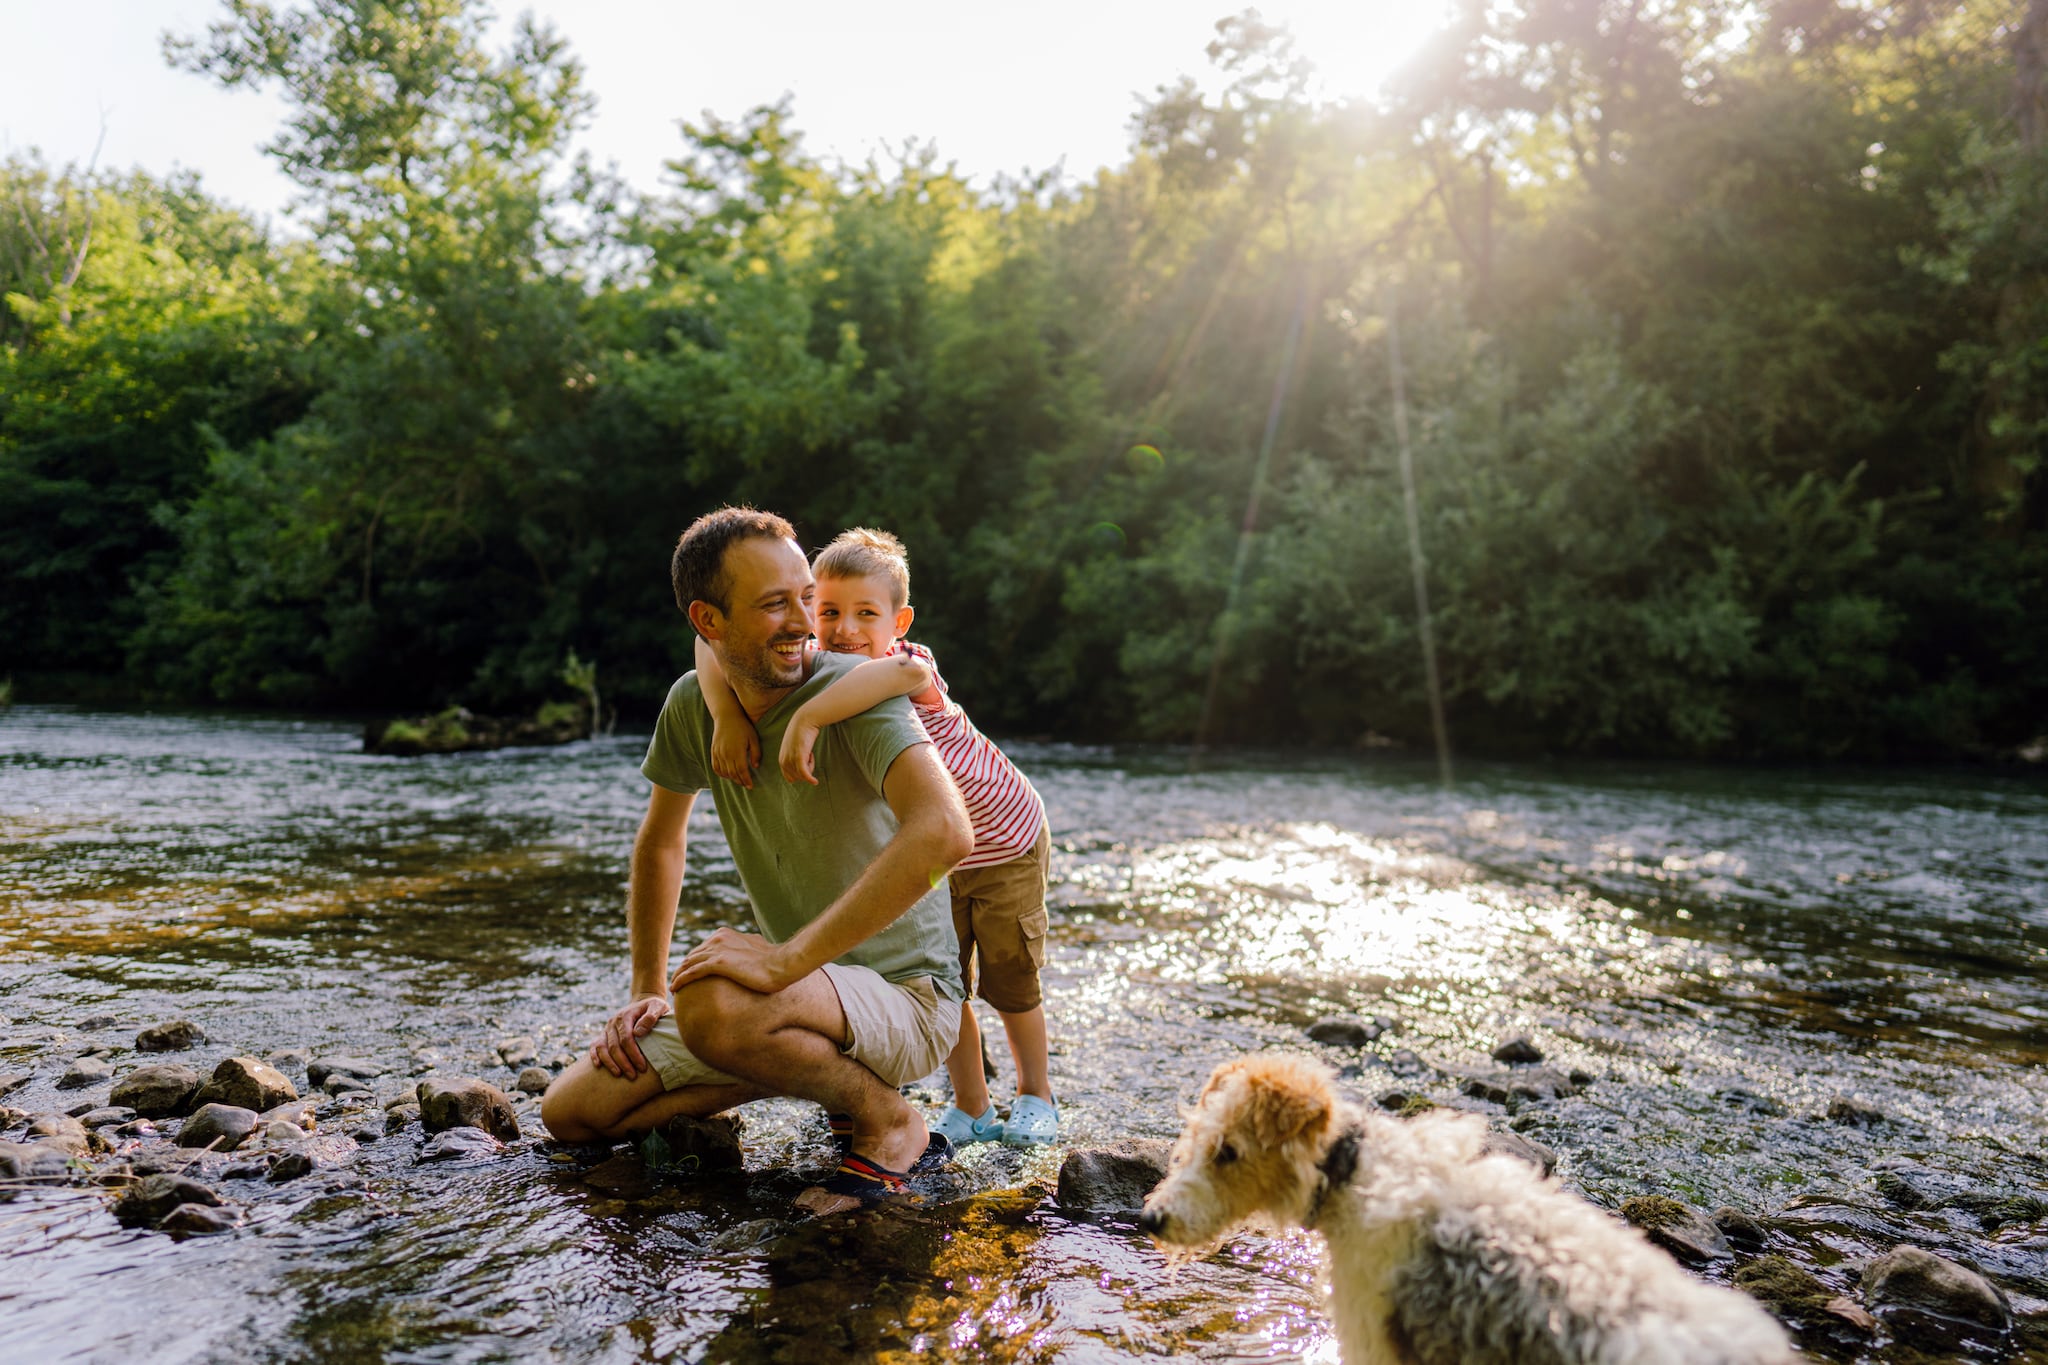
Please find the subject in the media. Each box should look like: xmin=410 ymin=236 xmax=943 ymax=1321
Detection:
xmin=813 ymin=528 xmax=911 ymax=610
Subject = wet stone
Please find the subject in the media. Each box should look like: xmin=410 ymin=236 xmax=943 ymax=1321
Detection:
xmin=1735 ymin=1255 xmax=1879 ymax=1359
xmin=0 ymin=1071 xmax=29 ymax=1099
xmin=1714 ymin=1087 xmax=1787 ymax=1117
xmin=114 ymin=1172 xmax=223 ymax=1227
xmin=1385 ymin=1049 xmax=1430 ymax=1077
xmin=496 ymin=1036 xmax=539 ymax=1068
xmin=322 ymin=1072 xmax=372 ymax=1097
xmin=584 ymin=1151 xmax=658 ymax=1198
xmin=193 ymin=1057 xmax=298 ymax=1114
xmin=114 ymin=1119 xmax=159 ymax=1138
xmin=1056 ymin=1139 xmax=1173 ymax=1215
xmin=111 ymin=1063 xmax=202 ymax=1118
xmin=0 ymin=1141 xmax=77 ymax=1186
xmin=264 ymin=1048 xmax=310 ymax=1072
xmin=65 ymin=1098 xmax=103 ymax=1118
xmin=655 ymin=1114 xmax=744 ymax=1173
xmin=26 ymin=1114 xmax=90 ymax=1156
xmin=176 ymin=1103 xmax=261 ymax=1153
xmin=420 ymin=1125 xmax=506 ymax=1162
xmin=159 ymin=1203 xmax=239 ymax=1236
xmin=306 ymin=1056 xmax=385 ymax=1089
xmin=1491 ymin=1036 xmax=1545 ymax=1064
xmin=1480 ymin=1128 xmax=1556 ymax=1176
xmin=77 ymin=1014 xmax=118 ymax=1032
xmin=267 ymin=1150 xmax=315 ymax=1183
xmin=58 ymin=1056 xmax=115 ymax=1089
xmin=221 ymin=1157 xmax=271 ymax=1180
xmin=1826 ymin=1097 xmax=1885 ymax=1128
xmin=264 ymin=1120 xmax=304 ymax=1141
xmin=1862 ymin=1245 xmax=2013 ymax=1350
xmin=1711 ymin=1206 xmax=1769 ymax=1253
xmin=418 ymin=1077 xmax=521 ymax=1143
xmin=1305 ymin=1016 xmax=1386 ymax=1049
xmin=260 ymin=1097 xmax=318 ymax=1132
xmin=135 ymin=1020 xmax=206 ymax=1053
xmin=78 ymin=1107 xmax=137 ymax=1129
xmin=1874 ymin=1169 xmax=1933 ymax=1210
xmin=515 ymin=1066 xmax=552 ymax=1095
xmin=385 ymin=1104 xmax=421 ymax=1132
xmin=1621 ymin=1195 xmax=1731 ymax=1265
xmin=349 ymin=1122 xmax=384 ymax=1143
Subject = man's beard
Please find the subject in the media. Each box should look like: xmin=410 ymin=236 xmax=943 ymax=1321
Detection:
xmin=725 ymin=635 xmax=808 ymax=691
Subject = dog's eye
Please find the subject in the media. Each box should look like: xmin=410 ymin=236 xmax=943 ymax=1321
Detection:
xmin=1215 ymin=1142 xmax=1238 ymax=1165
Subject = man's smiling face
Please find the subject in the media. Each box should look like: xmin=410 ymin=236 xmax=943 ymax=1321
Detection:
xmin=708 ymin=535 xmax=815 ymax=695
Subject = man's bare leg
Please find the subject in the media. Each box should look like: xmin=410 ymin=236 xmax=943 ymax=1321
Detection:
xmin=540 ymin=1056 xmax=774 ymax=1143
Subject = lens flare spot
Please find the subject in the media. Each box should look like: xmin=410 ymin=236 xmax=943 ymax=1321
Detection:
xmin=1088 ymin=522 xmax=1126 ymax=550
xmin=1125 ymin=443 xmax=1164 ymax=475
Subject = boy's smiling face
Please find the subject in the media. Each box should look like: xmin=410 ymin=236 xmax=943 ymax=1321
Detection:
xmin=814 ymin=572 xmax=913 ymax=659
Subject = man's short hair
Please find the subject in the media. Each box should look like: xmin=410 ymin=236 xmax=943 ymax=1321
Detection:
xmin=672 ymin=507 xmax=799 ymax=635
xmin=813 ymin=528 xmax=911 ymax=610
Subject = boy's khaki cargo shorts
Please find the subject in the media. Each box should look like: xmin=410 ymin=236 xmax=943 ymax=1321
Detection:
xmin=949 ymin=822 xmax=1051 ymax=1014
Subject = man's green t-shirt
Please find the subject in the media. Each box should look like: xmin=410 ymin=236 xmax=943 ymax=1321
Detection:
xmin=641 ymin=650 xmax=963 ymax=1002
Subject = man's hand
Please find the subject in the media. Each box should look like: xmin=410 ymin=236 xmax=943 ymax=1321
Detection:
xmin=670 ymin=925 xmax=798 ymax=995
xmin=710 ymin=714 xmax=762 ymax=789
xmin=590 ymin=994 xmax=672 ymax=1078
xmin=778 ymin=716 xmax=823 ymax=786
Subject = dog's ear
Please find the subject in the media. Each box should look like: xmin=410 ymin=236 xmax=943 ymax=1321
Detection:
xmin=1237 ymin=1057 xmax=1336 ymax=1149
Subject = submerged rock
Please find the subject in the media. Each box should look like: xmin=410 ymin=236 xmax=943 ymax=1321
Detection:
xmin=176 ymin=1103 xmax=261 ymax=1153
xmin=159 ymin=1203 xmax=240 ymax=1236
xmin=0 ymin=1141 xmax=77 ymax=1188
xmin=112 ymin=1063 xmax=202 ymax=1118
xmin=1056 ymin=1140 xmax=1172 ymax=1215
xmin=1463 ymin=1067 xmax=1580 ymax=1105
xmin=267 ymin=1150 xmax=315 ymax=1183
xmin=113 ymin=1173 xmax=223 ymax=1227
xmin=418 ymin=1078 xmax=521 ymax=1142
xmin=1825 ymin=1097 xmax=1885 ymax=1128
xmin=1490 ymin=1037 xmax=1545 ymax=1064
xmin=419 ymin=1126 xmax=506 ymax=1162
xmin=1734 ymin=1255 xmax=1878 ymax=1358
xmin=1711 ymin=1206 xmax=1769 ymax=1253
xmin=0 ymin=1071 xmax=29 ymax=1099
xmin=135 ymin=1020 xmax=205 ymax=1053
xmin=1621 ymin=1195 xmax=1731 ymax=1264
xmin=1861 ymin=1245 xmax=2012 ymax=1351
xmin=1305 ymin=1016 xmax=1386 ymax=1048
xmin=306 ymin=1056 xmax=386 ymax=1089
xmin=264 ymin=1048 xmax=310 ymax=1072
xmin=193 ymin=1057 xmax=297 ymax=1114
xmin=25 ymin=1114 xmax=90 ymax=1156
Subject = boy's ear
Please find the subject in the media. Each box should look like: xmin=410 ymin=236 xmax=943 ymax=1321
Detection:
xmin=895 ymin=603 xmax=915 ymax=637
xmin=688 ymin=600 xmax=725 ymax=642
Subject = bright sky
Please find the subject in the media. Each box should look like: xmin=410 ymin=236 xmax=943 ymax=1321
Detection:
xmin=1 ymin=1 xmax=1451 ymax=227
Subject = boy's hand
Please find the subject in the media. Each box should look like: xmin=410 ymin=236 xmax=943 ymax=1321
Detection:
xmin=710 ymin=715 xmax=761 ymax=789
xmin=779 ymin=716 xmax=822 ymax=786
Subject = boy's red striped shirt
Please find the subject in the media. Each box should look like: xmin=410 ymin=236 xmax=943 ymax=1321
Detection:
xmin=891 ymin=640 xmax=1046 ymax=870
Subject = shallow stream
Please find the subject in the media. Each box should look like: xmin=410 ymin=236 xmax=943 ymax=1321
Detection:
xmin=2 ymin=707 xmax=2044 ymax=1362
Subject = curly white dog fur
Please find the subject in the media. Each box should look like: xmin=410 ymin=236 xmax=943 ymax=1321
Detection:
xmin=1140 ymin=1054 xmax=1799 ymax=1365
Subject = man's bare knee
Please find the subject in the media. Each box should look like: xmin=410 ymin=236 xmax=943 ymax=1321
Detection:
xmin=673 ymin=977 xmax=766 ymax=1068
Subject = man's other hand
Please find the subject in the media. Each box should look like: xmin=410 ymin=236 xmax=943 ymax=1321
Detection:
xmin=670 ymin=925 xmax=796 ymax=996
xmin=591 ymin=994 xmax=671 ymax=1078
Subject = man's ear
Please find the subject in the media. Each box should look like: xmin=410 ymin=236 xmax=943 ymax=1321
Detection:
xmin=688 ymin=600 xmax=725 ymax=642
xmin=894 ymin=603 xmax=915 ymax=638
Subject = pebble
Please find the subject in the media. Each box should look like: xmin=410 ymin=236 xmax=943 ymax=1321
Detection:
xmin=175 ymin=1103 xmax=262 ymax=1153
xmin=0 ymin=1141 xmax=77 ymax=1185
xmin=515 ymin=1067 xmax=552 ymax=1095
xmin=26 ymin=1114 xmax=90 ymax=1156
xmin=1710 ymin=1206 xmax=1769 ymax=1253
xmin=264 ymin=1048 xmax=311 ymax=1072
xmin=495 ymin=1036 xmax=539 ymax=1068
xmin=385 ymin=1105 xmax=421 ymax=1132
xmin=260 ymin=1097 xmax=319 ymax=1132
xmin=57 ymin=1056 xmax=115 ymax=1089
xmin=1826 ymin=1097 xmax=1885 ymax=1127
xmin=1713 ymin=1087 xmax=1787 ymax=1117
xmin=134 ymin=1020 xmax=206 ymax=1053
xmin=349 ymin=1122 xmax=384 ymax=1143
xmin=264 ymin=1120 xmax=305 ymax=1141
xmin=1480 ymin=1128 xmax=1556 ymax=1176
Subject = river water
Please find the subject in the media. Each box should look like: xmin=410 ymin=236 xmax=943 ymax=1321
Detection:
xmin=1 ymin=706 xmax=2044 ymax=1363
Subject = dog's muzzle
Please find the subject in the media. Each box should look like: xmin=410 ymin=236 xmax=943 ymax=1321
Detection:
xmin=1137 ymin=1206 xmax=1166 ymax=1236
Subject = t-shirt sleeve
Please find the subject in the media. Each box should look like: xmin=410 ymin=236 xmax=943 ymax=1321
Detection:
xmin=896 ymin=640 xmax=949 ymax=710
xmin=833 ymin=691 xmax=931 ymax=794
xmin=641 ymin=674 xmax=711 ymax=794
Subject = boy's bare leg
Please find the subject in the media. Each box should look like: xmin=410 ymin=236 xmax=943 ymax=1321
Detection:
xmin=943 ymin=1002 xmax=992 ymax=1115
xmin=997 ymin=1004 xmax=1052 ymax=1102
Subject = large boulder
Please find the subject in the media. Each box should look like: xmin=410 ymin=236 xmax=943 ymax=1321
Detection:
xmin=113 ymin=1173 xmax=223 ymax=1228
xmin=175 ymin=1103 xmax=261 ymax=1153
xmin=134 ymin=1020 xmax=206 ymax=1053
xmin=111 ymin=1063 xmax=202 ymax=1118
xmin=192 ymin=1056 xmax=297 ymax=1113
xmin=417 ymin=1077 xmax=521 ymax=1143
xmin=1056 ymin=1139 xmax=1173 ymax=1215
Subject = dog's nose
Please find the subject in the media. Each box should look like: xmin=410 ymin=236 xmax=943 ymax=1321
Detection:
xmin=1137 ymin=1207 xmax=1164 ymax=1235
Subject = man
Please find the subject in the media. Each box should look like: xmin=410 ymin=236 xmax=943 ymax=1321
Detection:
xmin=541 ymin=507 xmax=974 ymax=1196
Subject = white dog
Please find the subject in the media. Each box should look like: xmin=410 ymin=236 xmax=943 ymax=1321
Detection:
xmin=1140 ymin=1054 xmax=1799 ymax=1365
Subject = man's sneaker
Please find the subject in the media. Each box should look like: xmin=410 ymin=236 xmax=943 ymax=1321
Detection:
xmin=1002 ymin=1094 xmax=1059 ymax=1147
xmin=933 ymin=1102 xmax=1003 ymax=1146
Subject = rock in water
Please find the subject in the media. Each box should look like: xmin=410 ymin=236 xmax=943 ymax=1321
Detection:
xmin=259 ymin=1097 xmax=319 ymax=1132
xmin=1056 ymin=1140 xmax=1173 ymax=1215
xmin=175 ymin=1103 xmax=261 ymax=1153
xmin=656 ymin=1113 xmax=744 ymax=1173
xmin=57 ymin=1056 xmax=115 ymax=1089
xmin=192 ymin=1056 xmax=298 ymax=1113
xmin=1622 ymin=1196 xmax=1733 ymax=1265
xmin=306 ymin=1056 xmax=386 ymax=1089
xmin=514 ymin=1067 xmax=552 ymax=1095
xmin=419 ymin=1126 xmax=506 ymax=1162
xmin=111 ymin=1063 xmax=203 ymax=1118
xmin=113 ymin=1173 xmax=223 ymax=1227
xmin=417 ymin=1078 xmax=521 ymax=1142
xmin=1861 ymin=1245 xmax=2012 ymax=1352
xmin=0 ymin=1142 xmax=77 ymax=1190
xmin=267 ymin=1150 xmax=315 ymax=1183
xmin=159 ymin=1203 xmax=240 ymax=1236
xmin=77 ymin=1107 xmax=137 ymax=1129
xmin=1491 ymin=1037 xmax=1546 ymax=1064
xmin=0 ymin=1071 xmax=29 ymax=1098
xmin=1305 ymin=1016 xmax=1386 ymax=1048
xmin=25 ymin=1114 xmax=90 ymax=1156
xmin=135 ymin=1020 xmax=206 ymax=1053
xmin=496 ymin=1036 xmax=538 ymax=1068
xmin=1481 ymin=1128 xmax=1557 ymax=1176
xmin=264 ymin=1048 xmax=310 ymax=1072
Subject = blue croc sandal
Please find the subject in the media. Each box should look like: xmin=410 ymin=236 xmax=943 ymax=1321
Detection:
xmin=933 ymin=1102 xmax=1004 ymax=1147
xmin=1003 ymin=1094 xmax=1059 ymax=1147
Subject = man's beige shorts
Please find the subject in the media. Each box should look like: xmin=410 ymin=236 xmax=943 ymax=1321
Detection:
xmin=950 ymin=823 xmax=1051 ymax=1014
xmin=639 ymin=963 xmax=961 ymax=1093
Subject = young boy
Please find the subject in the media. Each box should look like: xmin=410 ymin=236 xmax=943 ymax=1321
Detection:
xmin=693 ymin=528 xmax=1057 ymax=1147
